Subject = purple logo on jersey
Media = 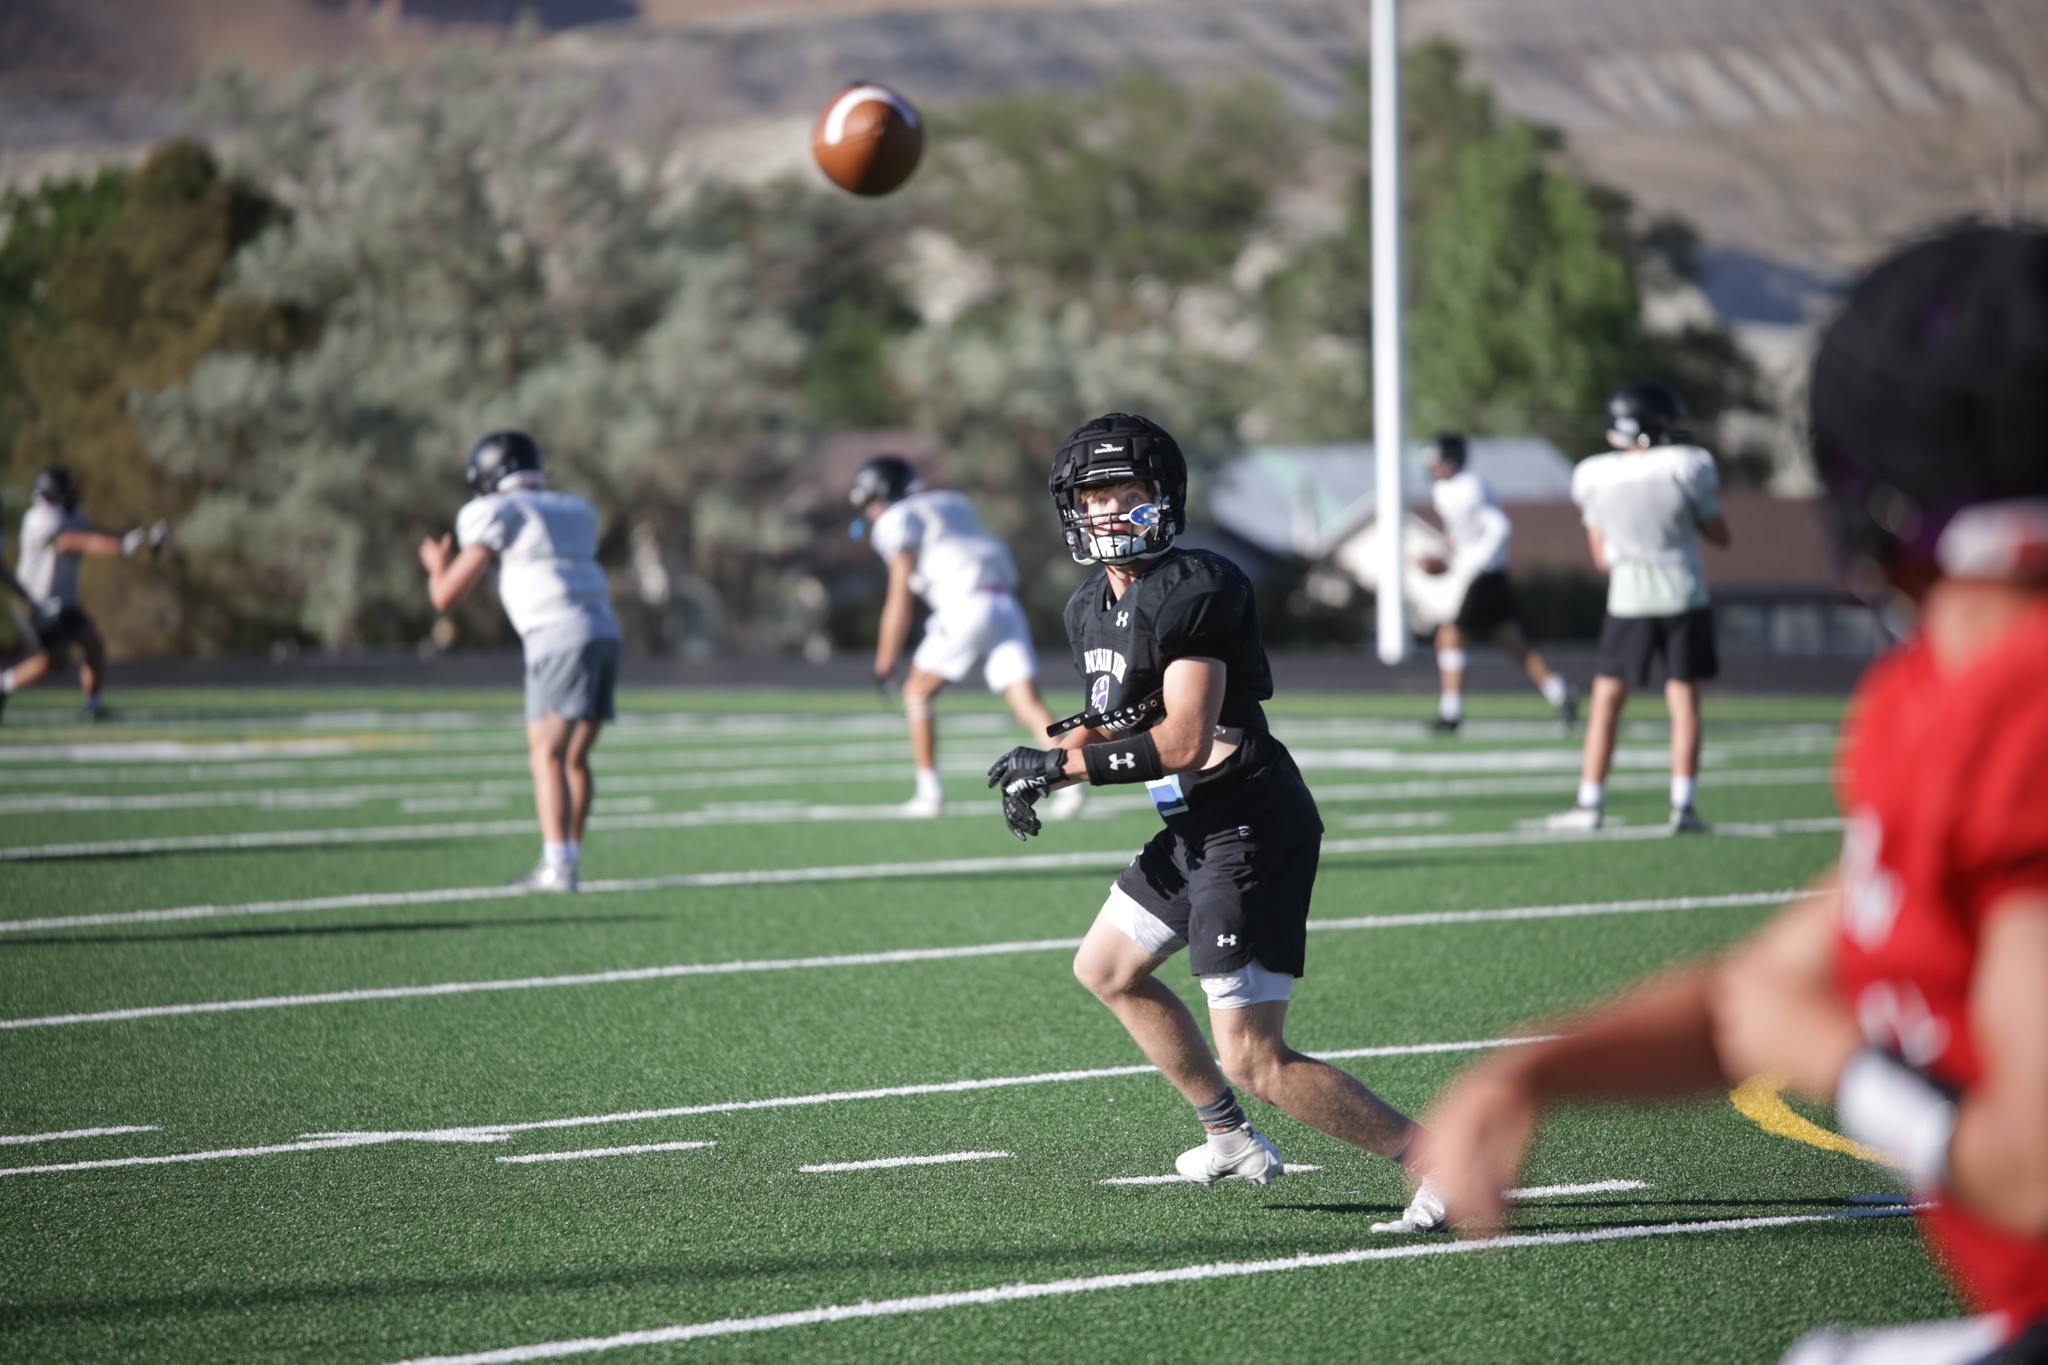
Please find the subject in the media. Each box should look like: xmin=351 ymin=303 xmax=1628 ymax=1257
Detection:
xmin=1090 ymin=675 xmax=1111 ymax=712
xmin=1127 ymin=503 xmax=1160 ymax=529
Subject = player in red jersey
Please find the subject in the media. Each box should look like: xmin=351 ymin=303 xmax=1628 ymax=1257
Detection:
xmin=1411 ymin=223 xmax=2048 ymax=1364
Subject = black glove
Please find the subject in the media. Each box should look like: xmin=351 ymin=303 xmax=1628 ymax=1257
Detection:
xmin=987 ymin=746 xmax=1068 ymax=842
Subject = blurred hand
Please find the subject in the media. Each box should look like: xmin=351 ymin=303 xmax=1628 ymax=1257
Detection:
xmin=1411 ymin=1053 xmax=1546 ymax=1238
xmin=418 ymin=533 xmax=453 ymax=577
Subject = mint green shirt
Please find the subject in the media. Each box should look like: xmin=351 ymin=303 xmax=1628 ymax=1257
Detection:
xmin=1569 ymin=445 xmax=1722 ymax=618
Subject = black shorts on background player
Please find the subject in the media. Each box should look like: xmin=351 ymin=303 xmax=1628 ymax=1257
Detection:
xmin=28 ymin=603 xmax=92 ymax=653
xmin=1066 ymin=547 xmax=1323 ymax=979
xmin=1452 ymin=570 xmax=1522 ymax=636
xmin=1595 ymin=607 xmax=1719 ymax=686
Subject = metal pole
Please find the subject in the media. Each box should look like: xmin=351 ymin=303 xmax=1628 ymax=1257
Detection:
xmin=1371 ymin=0 xmax=1407 ymax=663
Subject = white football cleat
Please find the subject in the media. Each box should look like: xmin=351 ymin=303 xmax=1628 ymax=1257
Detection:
xmin=898 ymin=793 xmax=944 ymax=818
xmin=1669 ymin=805 xmax=1707 ymax=834
xmin=1370 ymin=1178 xmax=1449 ymax=1234
xmin=508 ymin=862 xmax=578 ymax=893
xmin=1175 ymin=1128 xmax=1285 ymax=1188
xmin=1543 ymin=804 xmax=1603 ymax=832
xmin=1043 ymin=784 xmax=1086 ymax=821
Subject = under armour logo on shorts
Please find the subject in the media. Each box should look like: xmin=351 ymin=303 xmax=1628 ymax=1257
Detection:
xmin=1108 ymin=753 xmax=1136 ymax=770
xmin=1217 ymin=933 xmax=1238 ymax=947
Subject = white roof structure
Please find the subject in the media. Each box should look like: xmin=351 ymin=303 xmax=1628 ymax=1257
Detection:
xmin=1206 ymin=438 xmax=1576 ymax=560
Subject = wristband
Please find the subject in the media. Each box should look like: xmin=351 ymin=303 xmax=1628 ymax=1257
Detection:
xmin=1835 ymin=1047 xmax=1956 ymax=1188
xmin=1083 ymin=729 xmax=1165 ymax=785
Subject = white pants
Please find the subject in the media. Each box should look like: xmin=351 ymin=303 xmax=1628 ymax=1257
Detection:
xmin=913 ymin=590 xmax=1037 ymax=693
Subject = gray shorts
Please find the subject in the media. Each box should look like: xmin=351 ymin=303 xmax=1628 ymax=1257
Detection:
xmin=525 ymin=638 xmax=621 ymax=724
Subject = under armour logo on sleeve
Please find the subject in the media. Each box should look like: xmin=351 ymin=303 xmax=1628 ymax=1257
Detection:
xmin=1108 ymin=753 xmax=1136 ymax=770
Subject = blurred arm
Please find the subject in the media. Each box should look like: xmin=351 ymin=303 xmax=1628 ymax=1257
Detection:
xmin=421 ymin=535 xmax=494 ymax=613
xmin=1949 ymin=896 xmax=2048 ymax=1233
xmin=875 ymin=551 xmax=916 ymax=679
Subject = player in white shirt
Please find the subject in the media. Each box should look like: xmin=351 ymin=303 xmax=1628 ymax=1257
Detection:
xmin=1546 ymin=383 xmax=1731 ymax=834
xmin=0 ymin=467 xmax=170 ymax=723
xmin=420 ymin=431 xmax=623 ymax=891
xmin=850 ymin=455 xmax=1081 ymax=818
xmin=1418 ymin=434 xmax=1576 ymax=734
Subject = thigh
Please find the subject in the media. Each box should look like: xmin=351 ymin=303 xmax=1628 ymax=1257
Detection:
xmin=526 ymin=641 xmax=615 ymax=724
xmin=979 ymin=597 xmax=1038 ymax=694
xmin=1185 ymin=833 xmax=1319 ymax=978
xmin=1113 ymin=827 xmax=1195 ymax=947
xmin=909 ymin=603 xmax=982 ymax=684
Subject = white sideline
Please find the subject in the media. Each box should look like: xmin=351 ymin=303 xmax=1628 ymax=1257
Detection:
xmin=384 ymin=1207 xmax=1920 ymax=1365
xmin=0 ymin=1036 xmax=1540 ymax=1176
xmin=0 ymin=891 xmax=1801 ymax=1031
xmin=800 ymin=1151 xmax=1011 ymax=1173
xmin=1100 ymin=1165 xmax=1324 ymax=1185
xmin=0 ymin=1124 xmax=160 ymax=1146
xmin=0 ymin=819 xmax=1838 ymax=934
xmin=497 ymin=1140 xmax=715 ymax=1165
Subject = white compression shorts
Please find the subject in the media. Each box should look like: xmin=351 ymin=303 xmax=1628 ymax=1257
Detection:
xmin=1100 ymin=885 xmax=1294 ymax=1010
xmin=912 ymin=589 xmax=1037 ymax=693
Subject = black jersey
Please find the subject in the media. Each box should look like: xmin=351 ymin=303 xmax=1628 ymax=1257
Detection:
xmin=1063 ymin=548 xmax=1321 ymax=844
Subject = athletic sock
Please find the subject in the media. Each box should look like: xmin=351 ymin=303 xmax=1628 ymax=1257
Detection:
xmin=543 ymin=840 xmax=570 ymax=866
xmin=563 ymin=839 xmax=581 ymax=865
xmin=1539 ymin=674 xmax=1568 ymax=707
xmin=1195 ymin=1088 xmax=1250 ymax=1138
xmin=0 ymin=669 xmax=14 ymax=694
xmin=1671 ymin=775 xmax=1697 ymax=811
xmin=1576 ymin=780 xmax=1605 ymax=810
xmin=1437 ymin=691 xmax=1463 ymax=724
xmin=914 ymin=768 xmax=943 ymax=802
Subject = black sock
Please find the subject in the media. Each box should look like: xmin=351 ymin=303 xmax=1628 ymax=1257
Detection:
xmin=1195 ymin=1088 xmax=1248 ymax=1135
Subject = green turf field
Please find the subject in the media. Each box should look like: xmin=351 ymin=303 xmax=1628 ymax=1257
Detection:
xmin=0 ymin=685 xmax=1958 ymax=1363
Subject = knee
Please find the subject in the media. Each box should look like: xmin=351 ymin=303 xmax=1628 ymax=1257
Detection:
xmin=1072 ymin=948 xmax=1136 ymax=1003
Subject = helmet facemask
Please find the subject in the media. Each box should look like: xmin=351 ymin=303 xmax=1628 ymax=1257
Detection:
xmin=1066 ymin=479 xmax=1173 ymax=565
xmin=1048 ymin=413 xmax=1189 ymax=566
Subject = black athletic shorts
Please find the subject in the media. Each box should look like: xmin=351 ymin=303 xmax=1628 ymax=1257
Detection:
xmin=1114 ymin=824 xmax=1319 ymax=977
xmin=1595 ymin=607 xmax=1719 ymax=686
xmin=28 ymin=604 xmax=93 ymax=654
xmin=1453 ymin=570 xmax=1523 ymax=636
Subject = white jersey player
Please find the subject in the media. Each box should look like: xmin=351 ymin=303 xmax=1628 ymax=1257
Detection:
xmin=850 ymin=455 xmax=1080 ymax=817
xmin=420 ymin=431 xmax=622 ymax=891
xmin=1546 ymin=383 xmax=1730 ymax=833
xmin=1418 ymin=434 xmax=1575 ymax=734
xmin=1 ymin=467 xmax=170 ymax=723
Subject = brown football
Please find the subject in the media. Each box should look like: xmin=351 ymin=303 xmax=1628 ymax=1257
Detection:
xmin=811 ymin=82 xmax=924 ymax=197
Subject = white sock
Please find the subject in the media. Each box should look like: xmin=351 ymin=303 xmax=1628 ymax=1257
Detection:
xmin=543 ymin=840 xmax=570 ymax=866
xmin=914 ymin=768 xmax=943 ymax=801
xmin=1540 ymin=674 xmax=1568 ymax=707
xmin=1437 ymin=692 xmax=1462 ymax=723
xmin=1671 ymin=776 xmax=1697 ymax=810
xmin=1576 ymin=780 xmax=1605 ymax=810
xmin=0 ymin=669 xmax=14 ymax=694
xmin=563 ymin=839 xmax=581 ymax=865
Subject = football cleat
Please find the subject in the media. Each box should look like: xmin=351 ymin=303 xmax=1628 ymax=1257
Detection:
xmin=1370 ymin=1178 xmax=1450 ymax=1234
xmin=508 ymin=861 xmax=578 ymax=893
xmin=1669 ymin=805 xmax=1707 ymax=834
xmin=1428 ymin=716 xmax=1461 ymax=736
xmin=1043 ymin=784 xmax=1086 ymax=820
xmin=1175 ymin=1127 xmax=1285 ymax=1188
xmin=1544 ymin=804 xmax=1603 ymax=832
xmin=898 ymin=793 xmax=944 ymax=819
xmin=1557 ymin=691 xmax=1579 ymax=730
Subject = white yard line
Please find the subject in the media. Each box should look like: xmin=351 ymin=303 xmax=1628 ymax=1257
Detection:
xmin=799 ymin=1151 xmax=1011 ymax=1173
xmin=0 ymin=890 xmax=1802 ymax=1030
xmin=1506 ymin=1179 xmax=1649 ymax=1199
xmin=0 ymin=1037 xmax=1540 ymax=1177
xmin=1100 ymin=1164 xmax=1326 ymax=1185
xmin=383 ymin=1206 xmax=1920 ymax=1365
xmin=497 ymin=1140 xmax=716 ymax=1165
xmin=0 ymin=1124 xmax=160 ymax=1146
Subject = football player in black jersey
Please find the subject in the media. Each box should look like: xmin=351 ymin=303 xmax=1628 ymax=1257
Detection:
xmin=988 ymin=413 xmax=1447 ymax=1229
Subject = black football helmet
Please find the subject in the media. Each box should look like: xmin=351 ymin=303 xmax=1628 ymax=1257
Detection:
xmin=1810 ymin=223 xmax=2048 ymax=585
xmin=848 ymin=455 xmax=920 ymax=509
xmin=1049 ymin=412 xmax=1187 ymax=565
xmin=1605 ymin=382 xmax=1688 ymax=447
xmin=33 ymin=467 xmax=79 ymax=511
xmin=1425 ymin=433 xmax=1468 ymax=473
xmin=465 ymin=430 xmax=543 ymax=498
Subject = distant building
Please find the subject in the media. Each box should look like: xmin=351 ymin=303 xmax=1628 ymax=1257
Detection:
xmin=1206 ymin=440 xmax=1881 ymax=658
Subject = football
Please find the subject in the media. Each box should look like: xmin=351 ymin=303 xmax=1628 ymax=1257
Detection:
xmin=811 ymin=82 xmax=924 ymax=197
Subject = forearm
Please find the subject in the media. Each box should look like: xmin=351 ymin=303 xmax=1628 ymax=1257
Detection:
xmin=1508 ymin=966 xmax=1727 ymax=1103
xmin=55 ymin=531 xmax=124 ymax=557
xmin=875 ymin=595 xmax=912 ymax=668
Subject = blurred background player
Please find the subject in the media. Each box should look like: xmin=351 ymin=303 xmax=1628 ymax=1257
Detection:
xmin=420 ymin=431 xmax=621 ymax=892
xmin=987 ymin=413 xmax=1445 ymax=1231
xmin=1546 ymin=383 xmax=1730 ymax=833
xmin=1 ymin=467 xmax=170 ymax=722
xmin=849 ymin=454 xmax=1081 ymax=819
xmin=1417 ymin=223 xmax=2048 ymax=1365
xmin=1417 ymin=432 xmax=1577 ymax=734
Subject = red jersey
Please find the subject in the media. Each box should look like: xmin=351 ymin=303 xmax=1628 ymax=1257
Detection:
xmin=1835 ymin=600 xmax=2048 ymax=1328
